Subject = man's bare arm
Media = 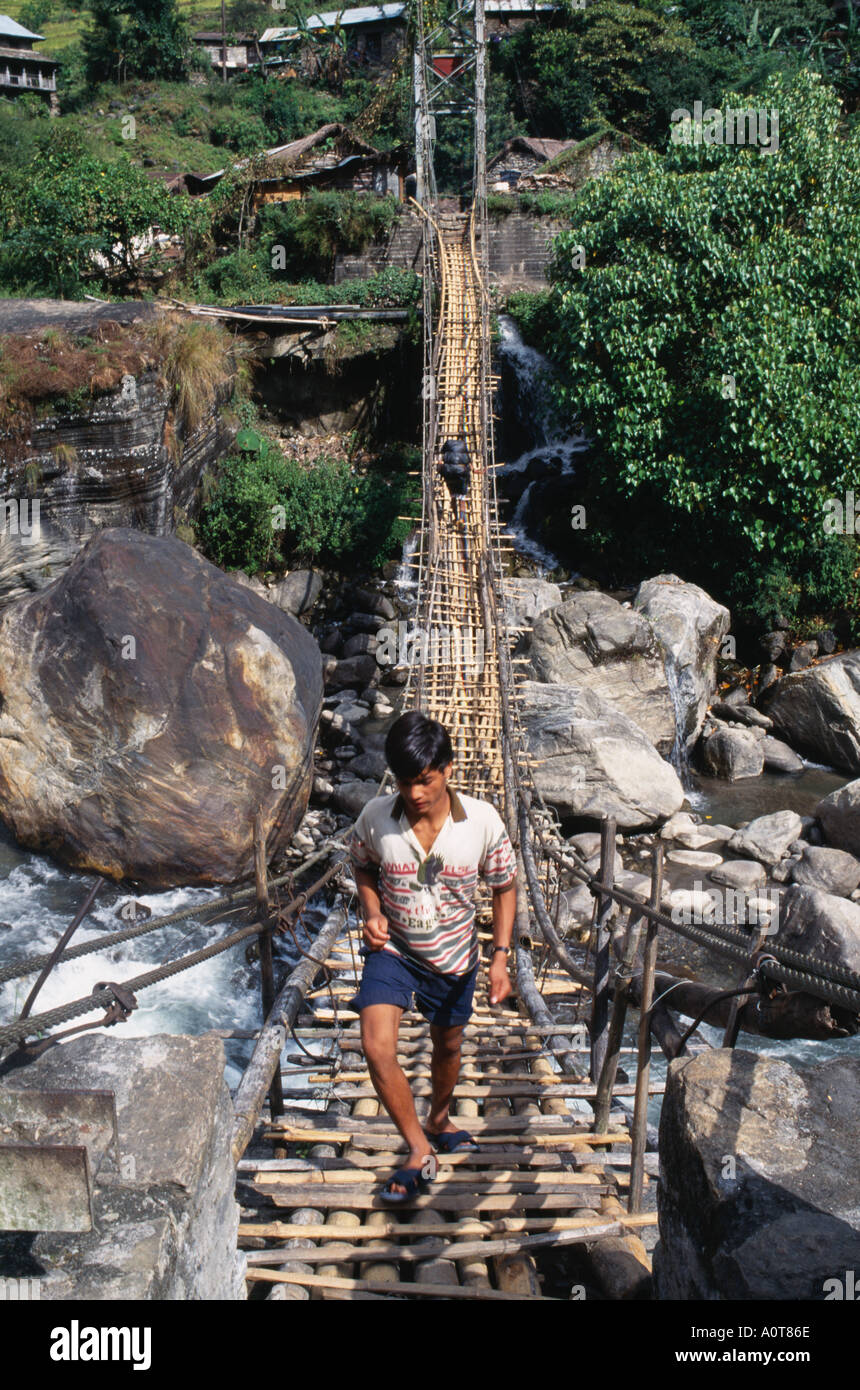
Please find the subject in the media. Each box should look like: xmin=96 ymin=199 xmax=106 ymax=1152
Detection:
xmin=489 ymin=880 xmax=517 ymax=1004
xmin=355 ymin=864 xmax=389 ymax=950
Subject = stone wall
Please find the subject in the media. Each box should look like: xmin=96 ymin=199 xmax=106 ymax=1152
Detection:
xmin=334 ymin=207 xmax=564 ymax=288
xmin=482 ymin=212 xmax=566 ymax=288
xmin=334 ymin=208 xmax=424 ymax=282
xmin=0 ymin=1033 xmax=246 ymax=1300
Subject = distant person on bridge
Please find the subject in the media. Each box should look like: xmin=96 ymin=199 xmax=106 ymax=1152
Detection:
xmin=438 ymin=438 xmax=471 ymax=525
xmin=347 ymin=711 xmax=517 ymax=1204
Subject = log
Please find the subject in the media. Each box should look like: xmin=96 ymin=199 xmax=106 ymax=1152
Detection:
xmin=243 ymin=1217 xmax=650 ymax=1267
xmin=239 ymin=1212 xmax=657 ymax=1241
xmin=628 ymin=844 xmax=663 ymax=1213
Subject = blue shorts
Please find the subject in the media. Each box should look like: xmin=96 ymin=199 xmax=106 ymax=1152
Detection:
xmin=350 ymin=948 xmax=479 ymax=1027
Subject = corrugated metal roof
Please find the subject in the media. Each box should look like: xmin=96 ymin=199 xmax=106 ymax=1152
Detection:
xmin=261 ymin=4 xmax=405 ymax=42
xmin=484 ymin=2 xmax=557 ymax=11
xmin=0 ymin=13 xmax=43 ymax=40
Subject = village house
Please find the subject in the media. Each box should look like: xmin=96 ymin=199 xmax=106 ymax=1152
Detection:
xmin=0 ymin=13 xmax=59 ymax=109
xmin=260 ymin=4 xmax=408 ymax=70
xmin=178 ymin=123 xmax=409 ymax=206
xmin=192 ymin=31 xmax=262 ymax=75
xmin=259 ymin=0 xmax=558 ymax=71
xmin=484 ymin=0 xmax=558 ymax=36
xmin=487 ymin=136 xmax=578 ymax=190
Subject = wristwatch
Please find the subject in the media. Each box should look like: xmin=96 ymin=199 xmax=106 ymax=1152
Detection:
xmin=492 ymin=946 xmax=511 ymax=956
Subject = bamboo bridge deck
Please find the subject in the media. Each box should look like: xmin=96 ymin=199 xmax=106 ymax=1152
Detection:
xmin=235 ymin=210 xmax=658 ymax=1300
xmin=239 ymin=929 xmax=657 ymax=1301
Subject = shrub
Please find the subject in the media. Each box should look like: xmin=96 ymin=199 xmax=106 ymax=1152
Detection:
xmin=210 ymin=112 xmax=271 ymax=154
xmin=505 ymin=290 xmax=555 ymax=353
xmin=258 ymin=190 xmax=399 ymax=278
xmin=197 ymin=439 xmax=418 ymax=573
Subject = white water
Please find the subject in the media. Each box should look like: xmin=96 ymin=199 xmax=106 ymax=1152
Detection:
xmin=0 ymin=828 xmax=312 ymax=1089
xmin=496 ymin=315 xmax=589 ymax=571
xmin=663 ymin=655 xmax=693 ymax=788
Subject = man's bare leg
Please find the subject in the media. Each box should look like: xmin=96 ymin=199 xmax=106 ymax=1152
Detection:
xmin=425 ymin=1023 xmax=466 ymax=1137
xmin=360 ymin=1003 xmax=433 ymax=1194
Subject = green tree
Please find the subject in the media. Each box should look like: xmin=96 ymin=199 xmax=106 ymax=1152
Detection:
xmin=494 ymin=0 xmax=703 ymax=143
xmin=0 ymin=127 xmax=202 ymax=295
xmin=19 ymin=0 xmax=52 ymax=32
xmin=82 ymin=0 xmax=192 ymax=83
xmin=546 ymin=70 xmax=860 ymax=627
xmin=198 ymin=439 xmax=417 ymax=572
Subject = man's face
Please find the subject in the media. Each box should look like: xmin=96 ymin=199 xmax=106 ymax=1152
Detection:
xmin=397 ymin=763 xmax=453 ymax=817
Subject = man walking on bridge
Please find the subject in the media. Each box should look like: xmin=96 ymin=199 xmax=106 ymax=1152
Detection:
xmin=347 ymin=711 xmax=517 ymax=1203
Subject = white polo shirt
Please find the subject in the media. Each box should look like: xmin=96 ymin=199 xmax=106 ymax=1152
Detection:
xmin=348 ymin=788 xmax=517 ymax=976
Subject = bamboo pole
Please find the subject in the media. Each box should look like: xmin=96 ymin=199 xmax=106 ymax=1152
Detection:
xmin=628 ymin=844 xmax=663 ymax=1214
xmin=253 ymin=810 xmax=284 ymax=1124
xmin=590 ymin=816 xmax=617 ymax=1085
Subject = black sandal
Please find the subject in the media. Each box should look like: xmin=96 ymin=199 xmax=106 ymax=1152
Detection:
xmin=378 ymin=1163 xmax=433 ymax=1206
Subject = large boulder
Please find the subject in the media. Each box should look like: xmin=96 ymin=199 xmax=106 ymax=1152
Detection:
xmin=776 ymin=884 xmax=860 ymax=976
xmin=727 ymin=809 xmax=803 ymax=866
xmin=503 ymin=577 xmax=563 ymax=630
xmin=792 ymin=846 xmax=860 ymax=897
xmin=267 ymin=569 xmax=323 ymax=617
xmin=634 ymin=574 xmax=730 ymax=750
xmin=1 ymin=1033 xmax=245 ymax=1299
xmin=701 ymin=723 xmax=765 ymax=781
xmin=0 ymin=528 xmax=323 ymax=886
xmin=762 ymin=735 xmax=804 ymax=774
xmin=816 ymin=779 xmax=860 ymax=856
xmin=762 ymin=651 xmax=860 ymax=773
xmin=519 ymin=680 xmax=684 ymax=828
xmin=654 ymin=1049 xmax=860 ymax=1299
xmin=524 ymin=591 xmax=675 ymax=754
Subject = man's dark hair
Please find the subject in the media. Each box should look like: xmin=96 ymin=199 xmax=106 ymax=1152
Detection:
xmin=385 ymin=711 xmax=453 ymax=781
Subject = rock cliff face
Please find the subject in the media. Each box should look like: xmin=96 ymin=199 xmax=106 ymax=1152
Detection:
xmin=0 ymin=527 xmax=323 ymax=886
xmin=0 ymin=313 xmax=237 ymax=608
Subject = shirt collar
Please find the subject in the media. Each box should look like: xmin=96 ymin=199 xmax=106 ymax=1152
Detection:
xmin=392 ymin=787 xmax=467 ymax=823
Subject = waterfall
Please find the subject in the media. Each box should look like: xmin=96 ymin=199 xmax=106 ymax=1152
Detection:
xmin=496 ymin=314 xmax=589 ymax=572
xmin=393 ymin=529 xmax=420 ymax=593
xmin=497 ymin=314 xmax=557 ymax=448
xmin=663 ymin=653 xmax=693 ymax=788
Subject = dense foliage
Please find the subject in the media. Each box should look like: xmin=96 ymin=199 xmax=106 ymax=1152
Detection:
xmin=494 ymin=0 xmax=700 ymax=144
xmin=545 ymin=70 xmax=860 ymax=632
xmin=197 ymin=437 xmax=418 ymax=573
xmin=258 ymin=190 xmax=400 ymax=278
xmin=0 ymin=126 xmax=201 ymax=295
xmin=82 ymin=0 xmax=193 ymax=84
xmin=493 ymin=0 xmax=860 ymax=146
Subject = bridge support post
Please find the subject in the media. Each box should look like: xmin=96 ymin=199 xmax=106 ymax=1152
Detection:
xmin=628 ymin=844 xmax=663 ymax=1213
xmin=253 ymin=811 xmax=284 ymax=1124
xmin=590 ymin=817 xmax=616 ymax=1085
